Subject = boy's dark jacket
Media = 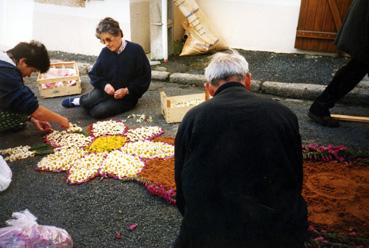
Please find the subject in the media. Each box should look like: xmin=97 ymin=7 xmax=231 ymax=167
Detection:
xmin=0 ymin=59 xmax=38 ymax=114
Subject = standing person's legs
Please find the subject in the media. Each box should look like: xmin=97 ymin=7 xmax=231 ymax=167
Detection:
xmin=309 ymin=58 xmax=368 ymax=127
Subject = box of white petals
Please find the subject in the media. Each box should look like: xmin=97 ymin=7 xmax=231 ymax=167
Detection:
xmin=37 ymin=61 xmax=82 ymax=98
xmin=160 ymin=91 xmax=210 ymax=123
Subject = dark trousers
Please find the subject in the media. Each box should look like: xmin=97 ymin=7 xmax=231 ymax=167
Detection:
xmin=310 ymin=58 xmax=369 ymax=116
xmin=80 ymin=88 xmax=138 ymax=119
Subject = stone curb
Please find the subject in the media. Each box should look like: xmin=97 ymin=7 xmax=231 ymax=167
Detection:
xmin=261 ymin=81 xmax=368 ymax=105
xmin=152 ymin=71 xmax=170 ymax=81
xmin=169 ymin=73 xmax=206 ymax=87
xmin=153 ymin=70 xmax=369 ymax=105
xmin=261 ymin=82 xmax=323 ymax=100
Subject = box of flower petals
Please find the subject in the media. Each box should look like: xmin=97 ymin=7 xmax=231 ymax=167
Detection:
xmin=160 ymin=91 xmax=210 ymax=123
xmin=37 ymin=61 xmax=82 ymax=98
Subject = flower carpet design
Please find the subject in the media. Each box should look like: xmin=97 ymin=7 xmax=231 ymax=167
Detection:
xmin=36 ymin=120 xmax=174 ymax=188
xmin=0 ymin=120 xmax=177 ymax=204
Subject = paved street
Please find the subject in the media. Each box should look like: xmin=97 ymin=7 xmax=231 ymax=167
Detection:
xmin=0 ymin=77 xmax=368 ymax=247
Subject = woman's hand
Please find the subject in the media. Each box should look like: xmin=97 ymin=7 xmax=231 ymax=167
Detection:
xmin=104 ymin=83 xmax=115 ymax=95
xmin=114 ymin=87 xmax=129 ymax=99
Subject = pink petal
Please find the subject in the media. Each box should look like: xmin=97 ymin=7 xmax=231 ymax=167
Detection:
xmin=128 ymin=223 xmax=138 ymax=231
xmin=115 ymin=231 xmax=122 ymax=240
xmin=314 ymin=236 xmax=326 ymax=242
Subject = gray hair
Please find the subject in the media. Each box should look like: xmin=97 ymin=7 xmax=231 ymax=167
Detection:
xmin=95 ymin=17 xmax=123 ymax=39
xmin=205 ymin=51 xmax=249 ymax=86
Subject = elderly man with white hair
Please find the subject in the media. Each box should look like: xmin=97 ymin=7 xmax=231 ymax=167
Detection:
xmin=174 ymin=51 xmax=308 ymax=248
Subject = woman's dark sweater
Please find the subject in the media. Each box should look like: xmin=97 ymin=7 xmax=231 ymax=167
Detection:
xmin=88 ymin=41 xmax=151 ymax=99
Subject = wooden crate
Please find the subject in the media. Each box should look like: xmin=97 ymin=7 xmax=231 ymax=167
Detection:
xmin=37 ymin=61 xmax=82 ymax=98
xmin=160 ymin=91 xmax=210 ymax=123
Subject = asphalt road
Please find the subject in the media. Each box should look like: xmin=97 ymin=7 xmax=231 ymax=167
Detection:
xmin=0 ymin=79 xmax=368 ymax=247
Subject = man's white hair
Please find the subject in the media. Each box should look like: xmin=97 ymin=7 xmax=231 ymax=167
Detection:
xmin=205 ymin=50 xmax=249 ymax=86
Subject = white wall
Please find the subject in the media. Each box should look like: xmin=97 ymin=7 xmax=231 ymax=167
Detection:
xmin=33 ymin=0 xmax=131 ymax=55
xmin=0 ymin=0 xmax=134 ymax=55
xmin=0 ymin=0 xmax=34 ymax=50
xmin=175 ymin=0 xmax=302 ymax=53
xmin=1 ymin=0 xmax=305 ymax=54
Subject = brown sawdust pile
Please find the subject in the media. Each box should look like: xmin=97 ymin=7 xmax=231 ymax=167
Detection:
xmin=141 ymin=137 xmax=369 ymax=236
xmin=139 ymin=157 xmax=175 ymax=190
xmin=138 ymin=137 xmax=175 ymax=190
xmin=303 ymin=161 xmax=369 ymax=236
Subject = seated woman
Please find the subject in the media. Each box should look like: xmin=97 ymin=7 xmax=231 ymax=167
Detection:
xmin=62 ymin=17 xmax=151 ymax=119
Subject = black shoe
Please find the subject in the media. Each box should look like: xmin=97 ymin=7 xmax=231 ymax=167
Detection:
xmin=308 ymin=111 xmax=339 ymax=127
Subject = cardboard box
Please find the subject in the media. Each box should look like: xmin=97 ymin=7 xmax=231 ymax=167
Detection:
xmin=37 ymin=61 xmax=82 ymax=98
xmin=160 ymin=91 xmax=210 ymax=123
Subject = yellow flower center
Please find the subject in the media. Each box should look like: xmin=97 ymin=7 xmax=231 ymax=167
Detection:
xmin=87 ymin=136 xmax=127 ymax=153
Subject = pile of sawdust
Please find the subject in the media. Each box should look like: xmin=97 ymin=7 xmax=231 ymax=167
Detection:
xmin=303 ymin=161 xmax=369 ymax=236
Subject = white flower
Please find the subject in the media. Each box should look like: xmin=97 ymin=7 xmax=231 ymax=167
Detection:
xmin=0 ymin=145 xmax=35 ymax=162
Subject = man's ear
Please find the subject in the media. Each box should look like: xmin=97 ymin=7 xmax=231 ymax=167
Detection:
xmin=245 ymin=73 xmax=252 ymax=90
xmin=204 ymin=82 xmax=216 ymax=97
xmin=243 ymin=73 xmax=252 ymax=90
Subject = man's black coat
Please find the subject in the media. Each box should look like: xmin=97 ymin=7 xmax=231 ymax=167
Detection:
xmin=174 ymin=82 xmax=308 ymax=248
xmin=335 ymin=0 xmax=369 ymax=65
